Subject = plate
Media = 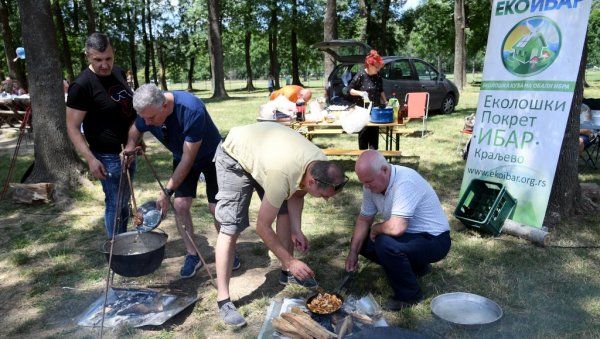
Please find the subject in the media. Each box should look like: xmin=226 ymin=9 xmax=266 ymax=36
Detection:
xmin=431 ymin=292 xmax=502 ymax=327
xmin=136 ymin=200 xmax=162 ymax=232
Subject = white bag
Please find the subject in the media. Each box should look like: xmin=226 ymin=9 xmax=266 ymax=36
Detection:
xmin=340 ymin=104 xmax=371 ymax=134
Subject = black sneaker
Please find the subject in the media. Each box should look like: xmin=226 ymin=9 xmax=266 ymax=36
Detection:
xmin=180 ymin=254 xmax=202 ymax=279
xmin=415 ymin=263 xmax=432 ymax=278
xmin=279 ymin=271 xmax=318 ymax=288
xmin=232 ymin=254 xmax=241 ymax=271
xmin=383 ymin=296 xmax=424 ymax=311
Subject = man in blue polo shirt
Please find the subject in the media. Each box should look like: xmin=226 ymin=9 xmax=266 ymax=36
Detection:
xmin=124 ymin=84 xmax=238 ymax=278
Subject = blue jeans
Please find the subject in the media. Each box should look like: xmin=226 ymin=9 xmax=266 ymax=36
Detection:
xmin=360 ymin=231 xmax=451 ymax=302
xmin=94 ymin=152 xmax=136 ymax=239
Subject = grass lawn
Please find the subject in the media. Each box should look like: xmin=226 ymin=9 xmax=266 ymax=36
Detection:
xmin=0 ymin=74 xmax=599 ymax=338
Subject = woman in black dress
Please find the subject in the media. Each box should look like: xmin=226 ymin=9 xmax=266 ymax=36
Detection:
xmin=348 ymin=50 xmax=388 ymax=150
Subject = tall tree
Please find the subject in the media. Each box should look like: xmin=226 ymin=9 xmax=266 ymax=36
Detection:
xmin=242 ymin=0 xmax=255 ymax=91
xmin=206 ymin=0 xmax=228 ymax=98
xmin=126 ymin=6 xmax=139 ymax=89
xmin=380 ymin=0 xmax=392 ymax=55
xmin=290 ymin=0 xmax=302 ymax=86
xmin=142 ymin=1 xmax=150 ymax=83
xmin=51 ymin=0 xmax=74 ymax=82
xmin=83 ymin=0 xmax=95 ymax=34
xmin=15 ymin=0 xmax=82 ymax=201
xmin=146 ymin=0 xmax=157 ymax=84
xmin=157 ymin=41 xmax=168 ymax=90
xmin=453 ymin=0 xmax=466 ymax=89
xmin=323 ymin=0 xmax=337 ymax=82
xmin=0 ymin=0 xmax=27 ymax=90
xmin=357 ymin=0 xmax=368 ymax=42
xmin=268 ymin=0 xmax=280 ymax=89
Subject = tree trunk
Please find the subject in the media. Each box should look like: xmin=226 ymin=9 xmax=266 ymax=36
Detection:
xmin=51 ymin=0 xmax=74 ymax=83
xmin=83 ymin=0 xmax=95 ymax=35
xmin=146 ymin=0 xmax=158 ymax=85
xmin=244 ymin=30 xmax=255 ymax=91
xmin=545 ymin=45 xmax=587 ymax=226
xmin=157 ymin=41 xmax=168 ymax=90
xmin=290 ymin=0 xmax=302 ymax=86
xmin=187 ymin=55 xmax=195 ymax=91
xmin=269 ymin=1 xmax=280 ymax=89
xmin=453 ymin=0 xmax=466 ymax=90
xmin=16 ymin=0 xmax=83 ymax=203
xmin=0 ymin=0 xmax=28 ymax=90
xmin=127 ymin=8 xmax=139 ymax=89
xmin=357 ymin=0 xmax=368 ymax=43
xmin=381 ymin=0 xmax=391 ymax=55
xmin=323 ymin=0 xmax=337 ymax=84
xmin=207 ymin=0 xmax=228 ymax=98
xmin=142 ymin=1 xmax=150 ymax=84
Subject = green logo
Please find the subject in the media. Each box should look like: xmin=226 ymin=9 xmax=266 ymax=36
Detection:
xmin=501 ymin=16 xmax=561 ymax=77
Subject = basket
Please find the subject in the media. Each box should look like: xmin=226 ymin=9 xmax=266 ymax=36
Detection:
xmin=454 ymin=179 xmax=517 ymax=236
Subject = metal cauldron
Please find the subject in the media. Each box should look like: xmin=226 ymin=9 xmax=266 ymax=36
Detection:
xmin=101 ymin=230 xmax=168 ymax=277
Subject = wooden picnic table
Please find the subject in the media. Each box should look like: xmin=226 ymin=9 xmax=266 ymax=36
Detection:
xmin=0 ymin=95 xmax=30 ymax=128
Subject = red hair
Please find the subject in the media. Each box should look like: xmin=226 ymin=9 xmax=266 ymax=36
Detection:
xmin=365 ymin=50 xmax=384 ymax=68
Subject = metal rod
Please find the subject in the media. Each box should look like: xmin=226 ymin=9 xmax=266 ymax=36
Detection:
xmin=141 ymin=151 xmax=216 ymax=288
xmin=1 ymin=106 xmax=31 ymax=200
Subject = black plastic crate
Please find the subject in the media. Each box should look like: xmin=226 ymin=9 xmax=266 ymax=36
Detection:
xmin=454 ymin=179 xmax=517 ymax=236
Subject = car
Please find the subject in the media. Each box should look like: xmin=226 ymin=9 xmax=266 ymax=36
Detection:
xmin=312 ymin=39 xmax=460 ymax=114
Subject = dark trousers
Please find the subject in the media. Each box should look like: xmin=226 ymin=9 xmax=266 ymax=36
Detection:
xmin=360 ymin=231 xmax=451 ymax=301
xmin=358 ymin=126 xmax=379 ymax=150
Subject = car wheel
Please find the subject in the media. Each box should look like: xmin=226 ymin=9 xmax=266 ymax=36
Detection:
xmin=441 ymin=94 xmax=456 ymax=114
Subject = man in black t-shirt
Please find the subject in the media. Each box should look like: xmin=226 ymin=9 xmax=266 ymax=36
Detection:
xmin=66 ymin=33 xmax=136 ymax=239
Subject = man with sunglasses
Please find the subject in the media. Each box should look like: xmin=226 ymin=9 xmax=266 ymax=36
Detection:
xmin=213 ymin=122 xmax=346 ymax=327
xmin=124 ymin=84 xmax=231 ymax=279
xmin=345 ymin=150 xmax=451 ymax=311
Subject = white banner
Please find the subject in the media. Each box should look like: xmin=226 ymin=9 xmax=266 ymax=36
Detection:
xmin=458 ymin=0 xmax=592 ymax=228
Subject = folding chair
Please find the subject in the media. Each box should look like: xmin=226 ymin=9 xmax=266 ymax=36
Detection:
xmin=582 ymin=133 xmax=600 ymax=169
xmin=404 ymin=92 xmax=429 ymax=137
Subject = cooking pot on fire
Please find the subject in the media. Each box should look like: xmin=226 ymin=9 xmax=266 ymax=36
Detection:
xmin=101 ymin=230 xmax=168 ymax=277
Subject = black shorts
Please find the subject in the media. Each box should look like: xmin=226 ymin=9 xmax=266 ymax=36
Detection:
xmin=173 ymin=159 xmax=218 ymax=203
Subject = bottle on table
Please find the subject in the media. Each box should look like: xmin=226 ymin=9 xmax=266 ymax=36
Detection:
xmin=295 ymin=97 xmax=305 ymax=122
xmin=389 ymin=92 xmax=400 ymax=123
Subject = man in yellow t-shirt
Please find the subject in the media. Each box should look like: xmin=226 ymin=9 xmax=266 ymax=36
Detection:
xmin=213 ymin=122 xmax=347 ymax=327
xmin=269 ymin=84 xmax=312 ymax=103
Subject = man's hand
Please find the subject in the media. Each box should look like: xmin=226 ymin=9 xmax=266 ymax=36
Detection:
xmin=156 ymin=191 xmax=170 ymax=218
xmin=369 ymin=223 xmax=380 ymax=242
xmin=286 ymin=258 xmax=314 ymax=280
xmin=291 ymin=229 xmax=309 ymax=253
xmin=345 ymin=252 xmax=359 ymax=272
xmin=88 ymin=158 xmax=107 ymax=180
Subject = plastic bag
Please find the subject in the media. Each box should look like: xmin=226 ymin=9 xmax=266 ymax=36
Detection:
xmin=340 ymin=104 xmax=371 ymax=134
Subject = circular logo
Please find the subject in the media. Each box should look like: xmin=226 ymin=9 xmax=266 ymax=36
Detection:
xmin=501 ymin=16 xmax=561 ymax=77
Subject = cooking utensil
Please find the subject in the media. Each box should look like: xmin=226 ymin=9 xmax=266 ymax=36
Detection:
xmin=431 ymin=292 xmax=503 ymax=327
xmin=305 ymin=272 xmax=352 ymax=315
xmin=101 ymin=230 xmax=168 ymax=277
xmin=334 ymin=272 xmax=353 ymax=293
xmin=306 ymin=291 xmax=344 ymax=315
xmin=135 ymin=200 xmax=162 ymax=232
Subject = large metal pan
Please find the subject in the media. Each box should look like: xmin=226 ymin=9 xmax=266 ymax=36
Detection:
xmin=431 ymin=292 xmax=503 ymax=327
xmin=101 ymin=230 xmax=168 ymax=277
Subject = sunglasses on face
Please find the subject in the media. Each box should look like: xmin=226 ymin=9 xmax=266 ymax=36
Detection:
xmin=315 ymin=175 xmax=350 ymax=192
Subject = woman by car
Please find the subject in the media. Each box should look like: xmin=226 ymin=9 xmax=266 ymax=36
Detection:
xmin=348 ymin=50 xmax=388 ymax=150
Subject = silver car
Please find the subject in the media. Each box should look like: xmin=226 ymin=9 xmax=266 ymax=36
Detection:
xmin=313 ymin=39 xmax=460 ymax=114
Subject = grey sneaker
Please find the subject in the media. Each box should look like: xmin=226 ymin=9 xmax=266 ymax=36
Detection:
xmin=218 ymin=301 xmax=247 ymax=327
xmin=279 ymin=271 xmax=318 ymax=288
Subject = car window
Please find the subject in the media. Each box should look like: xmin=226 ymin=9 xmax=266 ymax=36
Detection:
xmin=331 ymin=64 xmax=362 ymax=81
xmin=382 ymin=60 xmax=412 ymax=80
xmin=413 ymin=60 xmax=439 ymax=81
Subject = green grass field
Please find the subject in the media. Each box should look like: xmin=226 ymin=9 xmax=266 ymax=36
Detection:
xmin=0 ymin=75 xmax=599 ymax=338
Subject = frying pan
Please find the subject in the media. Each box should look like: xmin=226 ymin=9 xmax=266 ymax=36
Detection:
xmin=305 ymin=272 xmax=353 ymax=315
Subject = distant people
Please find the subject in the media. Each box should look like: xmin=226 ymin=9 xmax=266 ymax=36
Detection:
xmin=66 ymin=32 xmax=137 ymax=239
xmin=126 ymin=69 xmax=134 ymax=89
xmin=269 ymin=85 xmax=312 ymax=103
xmin=348 ymin=50 xmax=388 ymax=150
xmin=1 ymin=76 xmax=25 ymax=95
xmin=580 ymin=103 xmax=594 ymax=155
xmin=124 ymin=84 xmax=237 ymax=279
xmin=267 ymin=74 xmax=274 ymax=95
xmin=346 ymin=150 xmax=451 ymax=311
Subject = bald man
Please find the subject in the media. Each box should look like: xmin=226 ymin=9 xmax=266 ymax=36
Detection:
xmin=345 ymin=150 xmax=451 ymax=311
xmin=269 ymin=85 xmax=312 ymax=103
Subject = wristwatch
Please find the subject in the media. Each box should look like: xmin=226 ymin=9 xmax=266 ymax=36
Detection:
xmin=165 ymin=188 xmax=175 ymax=197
